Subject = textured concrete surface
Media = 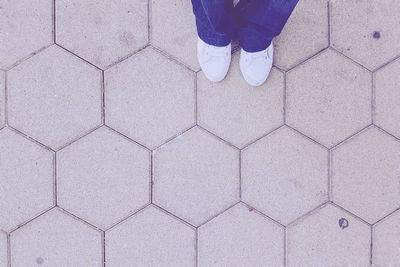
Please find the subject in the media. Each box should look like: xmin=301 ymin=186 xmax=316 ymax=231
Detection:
xmin=1 ymin=0 xmax=400 ymax=266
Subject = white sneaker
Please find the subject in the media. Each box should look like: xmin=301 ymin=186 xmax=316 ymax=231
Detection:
xmin=197 ymin=37 xmax=231 ymax=82
xmin=239 ymin=43 xmax=274 ymax=87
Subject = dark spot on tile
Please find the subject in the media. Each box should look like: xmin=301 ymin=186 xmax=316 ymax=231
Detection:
xmin=248 ymin=206 xmax=254 ymax=212
xmin=373 ymin=31 xmax=381 ymax=39
xmin=338 ymin=218 xmax=349 ymax=229
xmin=120 ymin=32 xmax=135 ymax=46
xmin=94 ymin=16 xmax=102 ymax=25
xmin=36 ymin=257 xmax=44 ymax=264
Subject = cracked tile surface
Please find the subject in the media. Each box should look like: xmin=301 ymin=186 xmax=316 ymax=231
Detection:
xmin=57 ymin=127 xmax=150 ymax=230
xmin=7 ymin=45 xmax=102 ymax=150
xmin=0 ymin=0 xmax=53 ymax=69
xmin=198 ymin=203 xmax=284 ymax=267
xmin=1 ymin=0 xmax=400 ymax=265
xmin=10 ymin=208 xmax=102 ymax=267
xmin=287 ymin=204 xmax=371 ymax=267
xmin=106 ymin=205 xmax=196 ymax=267
xmin=0 ymin=128 xmax=53 ymax=232
xmin=242 ymin=126 xmax=328 ymax=225
xmin=331 ymin=126 xmax=400 ymax=224
xmin=56 ymin=0 xmax=148 ymax=69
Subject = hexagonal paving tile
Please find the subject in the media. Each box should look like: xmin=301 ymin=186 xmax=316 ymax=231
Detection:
xmin=198 ymin=203 xmax=284 ymax=267
xmin=57 ymin=127 xmax=150 ymax=230
xmin=331 ymin=0 xmax=400 ymax=70
xmin=286 ymin=49 xmax=371 ymax=147
xmin=56 ymin=0 xmax=148 ymax=69
xmin=106 ymin=205 xmax=196 ymax=266
xmin=7 ymin=45 xmax=102 ymax=150
xmin=373 ymin=210 xmax=400 ymax=266
xmin=0 ymin=128 xmax=53 ymax=232
xmin=0 ymin=231 xmax=6 ymax=266
xmin=0 ymin=0 xmax=53 ymax=69
xmin=151 ymin=0 xmax=199 ymax=70
xmin=198 ymin=54 xmax=284 ymax=148
xmin=274 ymin=0 xmax=328 ymax=70
xmin=153 ymin=127 xmax=239 ymax=226
xmin=374 ymin=58 xmax=400 ymax=138
xmin=332 ymin=126 xmax=400 ymax=223
xmin=287 ymin=204 xmax=371 ymax=266
xmin=105 ymin=47 xmax=195 ymax=149
xmin=10 ymin=208 xmax=102 ymax=266
xmin=242 ymin=126 xmax=328 ymax=225
xmin=0 ymin=71 xmax=4 ymax=128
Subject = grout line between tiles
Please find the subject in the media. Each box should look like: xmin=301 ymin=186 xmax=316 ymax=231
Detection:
xmin=4 ymin=71 xmax=8 ymax=126
xmin=7 ymin=232 xmax=11 ymax=267
xmin=53 ymin=152 xmax=58 ymax=206
xmin=102 ymin=230 xmax=106 ymax=267
xmin=283 ymin=226 xmax=287 ymax=267
xmin=371 ymin=72 xmax=375 ymax=124
xmin=150 ymin=150 xmax=154 ymax=203
xmin=238 ymin=150 xmax=242 ymax=200
xmin=327 ymin=149 xmax=332 ymax=201
xmin=53 ymin=0 xmax=56 ymax=44
xmin=101 ymin=70 xmax=106 ymax=125
xmin=369 ymin=225 xmax=373 ymax=266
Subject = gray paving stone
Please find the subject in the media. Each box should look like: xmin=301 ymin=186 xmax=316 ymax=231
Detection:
xmin=373 ymin=210 xmax=400 ymax=266
xmin=287 ymin=204 xmax=371 ymax=267
xmin=106 ymin=205 xmax=196 ymax=267
xmin=331 ymin=126 xmax=400 ymax=223
xmin=57 ymin=127 xmax=150 ymax=230
xmin=331 ymin=0 xmax=400 ymax=70
xmin=153 ymin=127 xmax=239 ymax=226
xmin=242 ymin=126 xmax=328 ymax=225
xmin=274 ymin=0 xmax=328 ymax=70
xmin=151 ymin=0 xmax=199 ymax=70
xmin=10 ymin=208 xmax=102 ymax=267
xmin=7 ymin=45 xmax=102 ymax=150
xmin=0 ymin=71 xmax=4 ymax=128
xmin=0 ymin=0 xmax=53 ymax=69
xmin=198 ymin=54 xmax=284 ymax=148
xmin=286 ymin=49 xmax=371 ymax=148
xmin=56 ymin=0 xmax=148 ymax=69
xmin=198 ymin=203 xmax=284 ymax=267
xmin=374 ymin=57 xmax=400 ymax=138
xmin=0 ymin=128 xmax=53 ymax=232
xmin=0 ymin=231 xmax=6 ymax=266
xmin=105 ymin=47 xmax=195 ymax=149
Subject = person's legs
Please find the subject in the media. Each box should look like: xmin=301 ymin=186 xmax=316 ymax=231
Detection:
xmin=235 ymin=0 xmax=299 ymax=52
xmin=191 ymin=0 xmax=235 ymax=82
xmin=191 ymin=0 xmax=236 ymax=47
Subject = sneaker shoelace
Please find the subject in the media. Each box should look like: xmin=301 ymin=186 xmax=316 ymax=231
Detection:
xmin=205 ymin=45 xmax=230 ymax=58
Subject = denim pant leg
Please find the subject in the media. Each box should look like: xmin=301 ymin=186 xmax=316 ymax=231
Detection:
xmin=191 ymin=0 xmax=236 ymax=47
xmin=235 ymin=0 xmax=299 ymax=52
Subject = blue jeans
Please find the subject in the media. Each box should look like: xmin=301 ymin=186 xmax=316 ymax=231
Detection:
xmin=191 ymin=0 xmax=299 ymax=52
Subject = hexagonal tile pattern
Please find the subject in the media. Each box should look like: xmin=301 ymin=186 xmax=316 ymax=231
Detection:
xmin=56 ymin=0 xmax=148 ymax=69
xmin=0 ymin=0 xmax=53 ymax=69
xmin=105 ymin=47 xmax=195 ymax=149
xmin=286 ymin=49 xmax=371 ymax=147
xmin=10 ymin=208 xmax=102 ymax=266
xmin=242 ymin=126 xmax=328 ymax=225
xmin=0 ymin=128 xmax=53 ymax=232
xmin=287 ymin=204 xmax=371 ymax=266
xmin=332 ymin=126 xmax=400 ymax=223
xmin=274 ymin=0 xmax=328 ymax=70
xmin=7 ymin=45 xmax=102 ymax=150
xmin=373 ymin=210 xmax=400 ymax=266
xmin=198 ymin=203 xmax=284 ymax=267
xmin=151 ymin=0 xmax=199 ymax=70
xmin=374 ymin=58 xmax=400 ymax=138
xmin=0 ymin=71 xmax=4 ymax=128
xmin=153 ymin=127 xmax=239 ymax=226
xmin=331 ymin=0 xmax=400 ymax=70
xmin=198 ymin=55 xmax=284 ymax=148
xmin=57 ymin=127 xmax=150 ymax=230
xmin=0 ymin=231 xmax=6 ymax=267
xmin=106 ymin=205 xmax=196 ymax=266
